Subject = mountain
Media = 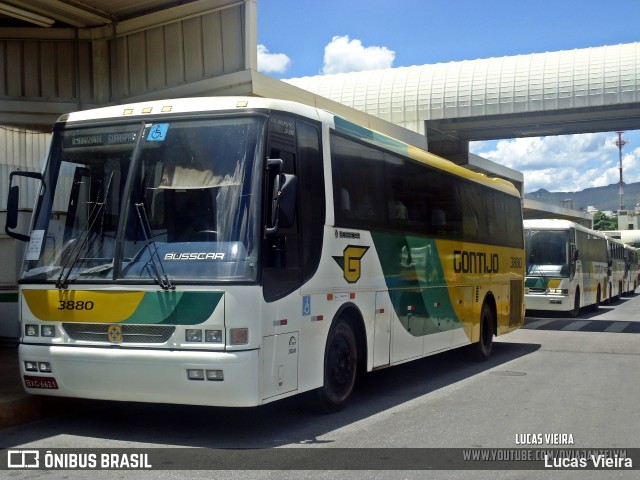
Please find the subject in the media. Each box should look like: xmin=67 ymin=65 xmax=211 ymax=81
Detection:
xmin=525 ymin=182 xmax=640 ymax=212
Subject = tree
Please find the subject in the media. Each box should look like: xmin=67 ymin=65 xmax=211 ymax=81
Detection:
xmin=593 ymin=211 xmax=618 ymax=231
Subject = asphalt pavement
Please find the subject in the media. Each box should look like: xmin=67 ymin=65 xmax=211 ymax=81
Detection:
xmin=2 ymin=291 xmax=638 ymax=429
xmin=0 ymin=343 xmax=38 ymax=429
xmin=0 ymin=344 xmax=94 ymax=429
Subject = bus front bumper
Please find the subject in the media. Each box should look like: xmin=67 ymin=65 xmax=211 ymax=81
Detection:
xmin=524 ymin=293 xmax=572 ymax=312
xmin=19 ymin=344 xmax=261 ymax=407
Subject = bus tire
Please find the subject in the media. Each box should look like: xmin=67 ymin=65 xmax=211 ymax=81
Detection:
xmin=592 ymin=285 xmax=601 ymax=311
xmin=570 ymin=289 xmax=580 ymax=317
xmin=470 ymin=303 xmax=494 ymax=361
xmin=314 ymin=319 xmax=357 ymax=413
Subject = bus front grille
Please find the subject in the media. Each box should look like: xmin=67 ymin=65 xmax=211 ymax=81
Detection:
xmin=62 ymin=323 xmax=176 ymax=343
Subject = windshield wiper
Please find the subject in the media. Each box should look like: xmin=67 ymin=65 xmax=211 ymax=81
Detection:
xmin=56 ymin=172 xmax=114 ymax=289
xmin=134 ymin=202 xmax=175 ymax=290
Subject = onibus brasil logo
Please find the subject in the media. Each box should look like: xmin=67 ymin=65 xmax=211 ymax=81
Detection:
xmin=333 ymin=245 xmax=369 ymax=283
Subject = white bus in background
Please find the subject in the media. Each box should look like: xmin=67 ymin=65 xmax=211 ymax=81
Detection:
xmin=603 ymin=230 xmax=640 ymax=295
xmin=524 ymin=219 xmax=609 ymax=316
xmin=606 ymin=235 xmax=626 ymax=302
xmin=623 ymin=243 xmax=638 ymax=295
xmin=603 ymin=229 xmax=640 ymax=248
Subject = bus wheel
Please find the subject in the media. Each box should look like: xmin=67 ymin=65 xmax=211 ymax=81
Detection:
xmin=570 ymin=290 xmax=580 ymax=317
xmin=593 ymin=286 xmax=601 ymax=311
xmin=315 ymin=319 xmax=357 ymax=413
xmin=470 ymin=303 xmax=494 ymax=361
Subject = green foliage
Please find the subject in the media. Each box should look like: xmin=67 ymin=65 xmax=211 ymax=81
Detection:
xmin=592 ymin=211 xmax=618 ymax=231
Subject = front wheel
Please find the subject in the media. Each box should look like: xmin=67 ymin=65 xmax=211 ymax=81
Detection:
xmin=569 ymin=290 xmax=580 ymax=317
xmin=469 ymin=303 xmax=494 ymax=361
xmin=314 ymin=319 xmax=358 ymax=413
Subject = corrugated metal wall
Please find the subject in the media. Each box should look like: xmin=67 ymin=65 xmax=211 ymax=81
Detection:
xmin=113 ymin=5 xmax=245 ymax=100
xmin=0 ymin=38 xmax=93 ymax=101
xmin=0 ymin=1 xmax=248 ymax=106
xmin=0 ymin=125 xmax=51 ymax=210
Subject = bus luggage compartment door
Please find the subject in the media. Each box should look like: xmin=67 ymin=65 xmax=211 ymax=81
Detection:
xmin=261 ymin=332 xmax=299 ymax=401
xmin=372 ymin=292 xmax=391 ymax=368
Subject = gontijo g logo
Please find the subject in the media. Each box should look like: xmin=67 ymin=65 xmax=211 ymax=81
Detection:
xmin=333 ymin=245 xmax=369 ymax=283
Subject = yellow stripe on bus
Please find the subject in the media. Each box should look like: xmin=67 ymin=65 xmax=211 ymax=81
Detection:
xmin=23 ymin=290 xmax=145 ymax=323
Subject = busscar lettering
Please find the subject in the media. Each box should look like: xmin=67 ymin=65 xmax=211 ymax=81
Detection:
xmin=164 ymin=252 xmax=225 ymax=260
xmin=453 ymin=250 xmax=499 ymax=274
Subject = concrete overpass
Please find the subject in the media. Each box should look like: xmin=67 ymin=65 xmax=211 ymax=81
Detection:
xmin=285 ymin=43 xmax=640 ymax=194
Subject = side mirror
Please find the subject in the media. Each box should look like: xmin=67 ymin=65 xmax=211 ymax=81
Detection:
xmin=275 ymin=173 xmax=297 ymax=229
xmin=572 ymin=248 xmax=579 ymax=262
xmin=264 ymin=159 xmax=297 ymax=236
xmin=6 ymin=185 xmax=20 ymax=230
xmin=265 ymin=172 xmax=298 ymax=236
xmin=5 ymin=171 xmax=44 ymax=242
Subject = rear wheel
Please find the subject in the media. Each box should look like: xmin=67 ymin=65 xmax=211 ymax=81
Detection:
xmin=314 ymin=319 xmax=358 ymax=413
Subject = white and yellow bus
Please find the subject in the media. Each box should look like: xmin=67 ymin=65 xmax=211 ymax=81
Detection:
xmin=606 ymin=235 xmax=626 ymax=302
xmin=623 ymin=244 xmax=638 ymax=295
xmin=524 ymin=219 xmax=609 ymax=315
xmin=603 ymin=230 xmax=640 ymax=294
xmin=6 ymin=97 xmax=525 ymax=411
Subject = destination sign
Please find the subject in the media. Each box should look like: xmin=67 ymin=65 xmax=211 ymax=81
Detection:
xmin=63 ymin=131 xmax=138 ymax=149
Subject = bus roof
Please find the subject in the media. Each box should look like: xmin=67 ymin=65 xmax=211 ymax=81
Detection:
xmin=58 ymin=96 xmax=520 ymax=198
xmin=524 ymin=219 xmax=606 ymax=236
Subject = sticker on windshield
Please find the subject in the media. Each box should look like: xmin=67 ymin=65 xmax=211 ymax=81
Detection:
xmin=147 ymin=124 xmax=169 ymax=141
xmin=26 ymin=230 xmax=45 ymax=261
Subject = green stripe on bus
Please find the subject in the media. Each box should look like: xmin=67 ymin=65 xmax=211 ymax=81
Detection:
xmin=123 ymin=291 xmax=223 ymax=325
xmin=371 ymin=232 xmax=462 ymax=337
xmin=334 ymin=117 xmax=409 ymax=157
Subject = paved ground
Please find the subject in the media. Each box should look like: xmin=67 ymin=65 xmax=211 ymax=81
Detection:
xmin=1 ymin=292 xmax=638 ymax=430
xmin=0 ymin=344 xmax=92 ymax=428
xmin=0 ymin=343 xmax=37 ymax=428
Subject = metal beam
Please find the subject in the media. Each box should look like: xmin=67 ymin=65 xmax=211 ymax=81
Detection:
xmin=0 ymin=2 xmax=55 ymax=27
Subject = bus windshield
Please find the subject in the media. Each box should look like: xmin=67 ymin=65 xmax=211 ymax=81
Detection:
xmin=21 ymin=116 xmax=264 ymax=285
xmin=525 ymin=229 xmax=570 ymax=277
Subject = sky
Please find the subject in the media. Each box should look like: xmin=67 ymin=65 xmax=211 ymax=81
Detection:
xmin=256 ymin=0 xmax=640 ymax=194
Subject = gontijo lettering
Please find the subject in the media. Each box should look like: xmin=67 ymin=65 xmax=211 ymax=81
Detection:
xmin=453 ymin=250 xmax=499 ymax=274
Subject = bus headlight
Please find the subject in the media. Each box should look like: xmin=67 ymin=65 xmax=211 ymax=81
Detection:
xmin=206 ymin=369 xmax=224 ymax=381
xmin=185 ymin=329 xmax=203 ymax=342
xmin=38 ymin=362 xmax=52 ymax=373
xmin=187 ymin=369 xmax=205 ymax=381
xmin=41 ymin=325 xmax=56 ymax=337
xmin=24 ymin=361 xmax=38 ymax=372
xmin=205 ymin=330 xmax=222 ymax=343
xmin=25 ymin=325 xmax=39 ymax=337
xmin=547 ymin=288 xmax=569 ymax=294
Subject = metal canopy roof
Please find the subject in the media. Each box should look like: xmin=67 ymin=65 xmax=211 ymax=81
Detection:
xmin=0 ymin=0 xmax=201 ymax=28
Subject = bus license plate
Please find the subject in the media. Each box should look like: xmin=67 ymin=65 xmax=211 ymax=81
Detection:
xmin=24 ymin=375 xmax=59 ymax=389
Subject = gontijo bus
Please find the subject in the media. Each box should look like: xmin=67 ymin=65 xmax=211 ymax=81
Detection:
xmin=5 ymin=97 xmax=525 ymax=412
